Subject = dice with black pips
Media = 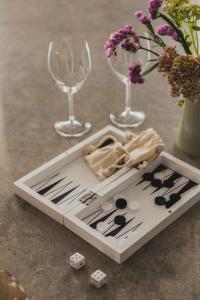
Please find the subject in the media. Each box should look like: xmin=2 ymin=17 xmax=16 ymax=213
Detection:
xmin=90 ymin=270 xmax=107 ymax=288
xmin=69 ymin=252 xmax=85 ymax=270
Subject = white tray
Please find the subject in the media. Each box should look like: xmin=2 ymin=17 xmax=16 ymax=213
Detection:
xmin=14 ymin=126 xmax=200 ymax=263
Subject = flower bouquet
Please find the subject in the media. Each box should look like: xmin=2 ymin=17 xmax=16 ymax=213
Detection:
xmin=105 ymin=0 xmax=200 ymax=157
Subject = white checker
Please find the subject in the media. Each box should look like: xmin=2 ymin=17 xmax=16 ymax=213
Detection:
xmin=128 ymin=201 xmax=140 ymax=212
xmin=101 ymin=201 xmax=114 ymax=211
xmin=96 ymin=221 xmax=110 ymax=233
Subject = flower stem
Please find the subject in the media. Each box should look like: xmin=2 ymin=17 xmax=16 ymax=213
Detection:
xmin=141 ymin=62 xmax=159 ymax=76
xmin=139 ymin=35 xmax=154 ymax=42
xmin=189 ymin=24 xmax=198 ymax=55
xmin=139 ymin=35 xmax=166 ymax=48
xmin=125 ymin=82 xmax=131 ymax=112
xmin=196 ymin=29 xmax=199 ymax=54
xmin=146 ymin=23 xmax=166 ymax=48
xmin=158 ymin=12 xmax=192 ymax=55
xmin=68 ymin=92 xmax=75 ymax=124
xmin=139 ymin=46 xmax=159 ymax=57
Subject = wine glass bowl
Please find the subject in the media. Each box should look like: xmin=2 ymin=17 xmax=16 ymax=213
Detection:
xmin=108 ymin=34 xmax=150 ymax=128
xmin=48 ymin=37 xmax=92 ymax=137
xmin=108 ymin=48 xmax=144 ymax=84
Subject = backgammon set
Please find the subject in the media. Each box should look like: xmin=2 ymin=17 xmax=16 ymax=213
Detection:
xmin=14 ymin=126 xmax=200 ymax=263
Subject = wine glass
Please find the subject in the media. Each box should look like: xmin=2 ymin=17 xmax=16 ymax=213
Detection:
xmin=108 ymin=34 xmax=150 ymax=128
xmin=48 ymin=37 xmax=92 ymax=137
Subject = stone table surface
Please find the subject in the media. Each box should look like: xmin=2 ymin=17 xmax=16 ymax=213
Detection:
xmin=0 ymin=0 xmax=200 ymax=299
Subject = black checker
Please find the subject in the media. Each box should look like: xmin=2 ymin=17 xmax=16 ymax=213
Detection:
xmin=116 ymin=198 xmax=127 ymax=209
xmin=169 ymin=193 xmax=181 ymax=202
xmin=155 ymin=196 xmax=166 ymax=206
xmin=143 ymin=173 xmax=153 ymax=181
xmin=151 ymin=179 xmax=163 ymax=188
xmin=114 ymin=215 xmax=126 ymax=226
xmin=163 ymin=180 xmax=174 ymax=188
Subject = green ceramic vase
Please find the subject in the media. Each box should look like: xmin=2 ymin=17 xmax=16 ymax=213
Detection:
xmin=176 ymin=101 xmax=200 ymax=157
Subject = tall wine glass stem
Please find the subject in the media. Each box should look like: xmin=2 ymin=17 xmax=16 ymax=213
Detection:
xmin=125 ymin=82 xmax=131 ymax=114
xmin=68 ymin=93 xmax=75 ymax=125
xmin=54 ymin=90 xmax=91 ymax=137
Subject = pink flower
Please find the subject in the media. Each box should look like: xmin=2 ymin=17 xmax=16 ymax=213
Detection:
xmin=148 ymin=0 xmax=162 ymax=19
xmin=128 ymin=62 xmax=144 ymax=84
xmin=105 ymin=25 xmax=140 ymax=58
xmin=135 ymin=11 xmax=151 ymax=24
xmin=156 ymin=24 xmax=178 ymax=40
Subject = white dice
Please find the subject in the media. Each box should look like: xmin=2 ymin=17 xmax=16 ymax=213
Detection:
xmin=69 ymin=252 xmax=85 ymax=270
xmin=90 ymin=270 xmax=107 ymax=288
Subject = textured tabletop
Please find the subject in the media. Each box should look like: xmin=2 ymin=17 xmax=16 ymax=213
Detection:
xmin=0 ymin=0 xmax=200 ymax=299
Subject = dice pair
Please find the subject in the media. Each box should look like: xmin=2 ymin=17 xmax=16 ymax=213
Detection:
xmin=69 ymin=252 xmax=107 ymax=288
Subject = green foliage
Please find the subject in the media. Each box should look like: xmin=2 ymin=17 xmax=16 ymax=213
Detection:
xmin=131 ymin=0 xmax=200 ymax=103
xmin=141 ymin=62 xmax=159 ymax=76
xmin=163 ymin=0 xmax=200 ymax=55
xmin=191 ymin=25 xmax=200 ymax=31
xmin=164 ymin=0 xmax=200 ymax=24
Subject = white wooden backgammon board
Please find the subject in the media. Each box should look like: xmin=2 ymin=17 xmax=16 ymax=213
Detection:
xmin=14 ymin=126 xmax=200 ymax=263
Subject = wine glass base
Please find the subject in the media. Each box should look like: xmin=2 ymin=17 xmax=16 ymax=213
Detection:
xmin=109 ymin=110 xmax=145 ymax=128
xmin=54 ymin=120 xmax=91 ymax=137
